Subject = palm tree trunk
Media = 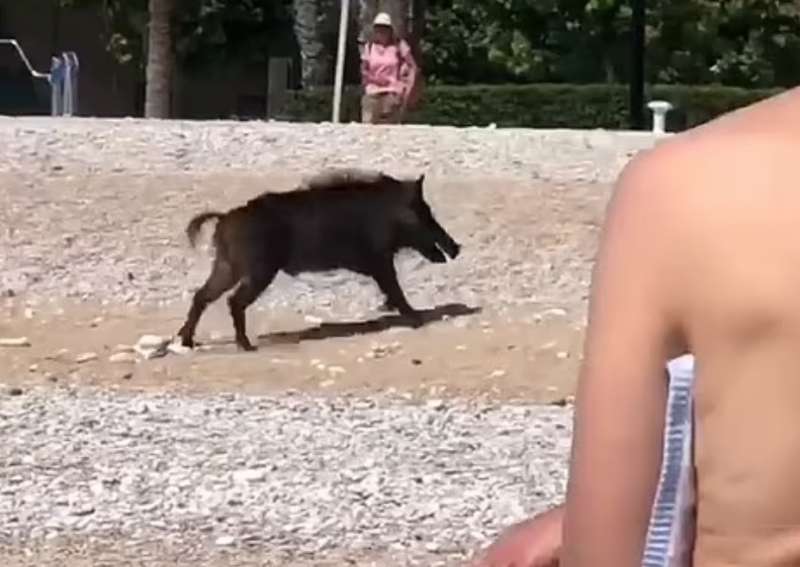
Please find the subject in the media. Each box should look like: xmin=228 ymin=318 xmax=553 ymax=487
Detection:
xmin=294 ymin=0 xmax=338 ymax=87
xmin=144 ymin=0 xmax=173 ymax=118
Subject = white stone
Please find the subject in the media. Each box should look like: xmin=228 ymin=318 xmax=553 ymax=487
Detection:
xmin=75 ymin=352 xmax=99 ymax=363
xmin=167 ymin=342 xmax=192 ymax=356
xmin=109 ymin=352 xmax=137 ymax=364
xmin=0 ymin=337 xmax=30 ymax=347
xmin=134 ymin=335 xmax=170 ymax=359
xmin=233 ymin=469 xmax=266 ymax=483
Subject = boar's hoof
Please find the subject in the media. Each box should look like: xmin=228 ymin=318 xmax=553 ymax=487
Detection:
xmin=236 ymin=338 xmax=258 ymax=352
xmin=379 ymin=300 xmax=396 ymax=313
xmin=402 ymin=311 xmax=425 ymax=328
xmin=178 ymin=333 xmax=195 ymax=349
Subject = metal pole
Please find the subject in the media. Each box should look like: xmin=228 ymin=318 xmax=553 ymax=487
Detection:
xmin=50 ymin=56 xmax=63 ymax=116
xmin=332 ymin=0 xmax=350 ymax=123
xmin=63 ymin=52 xmax=79 ymax=117
xmin=0 ymin=39 xmax=50 ymax=80
xmin=630 ymin=0 xmax=645 ymax=129
xmin=63 ymin=54 xmax=73 ymax=116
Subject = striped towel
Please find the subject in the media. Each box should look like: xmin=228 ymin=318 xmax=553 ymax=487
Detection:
xmin=642 ymin=354 xmax=697 ymax=567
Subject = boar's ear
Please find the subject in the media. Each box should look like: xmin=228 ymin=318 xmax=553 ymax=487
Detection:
xmin=415 ymin=174 xmax=425 ymax=198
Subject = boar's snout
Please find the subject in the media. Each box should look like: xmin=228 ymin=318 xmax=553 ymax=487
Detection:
xmin=415 ymin=199 xmax=461 ymax=261
xmin=440 ymin=237 xmax=460 ymax=260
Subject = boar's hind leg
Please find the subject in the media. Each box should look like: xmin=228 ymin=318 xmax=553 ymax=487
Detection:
xmin=177 ymin=258 xmax=237 ymax=348
xmin=227 ymin=266 xmax=279 ymax=352
xmin=369 ymin=257 xmax=423 ymax=327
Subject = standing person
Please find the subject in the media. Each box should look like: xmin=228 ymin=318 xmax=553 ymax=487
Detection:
xmin=468 ymin=83 xmax=800 ymax=567
xmin=360 ymin=12 xmax=417 ymax=124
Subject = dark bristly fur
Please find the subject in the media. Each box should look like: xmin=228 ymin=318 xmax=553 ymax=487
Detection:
xmin=186 ymin=212 xmax=224 ymax=248
xmin=176 ymin=169 xmax=462 ymax=352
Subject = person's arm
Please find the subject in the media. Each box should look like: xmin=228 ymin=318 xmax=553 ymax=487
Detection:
xmin=397 ymin=39 xmax=417 ymax=97
xmin=360 ymin=43 xmax=372 ymax=88
xmin=471 ymin=505 xmax=564 ymax=567
xmin=561 ymin=150 xmax=687 ymax=567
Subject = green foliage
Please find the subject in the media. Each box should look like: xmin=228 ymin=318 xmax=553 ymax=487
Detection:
xmin=643 ymin=0 xmax=800 ymax=87
xmin=54 ymin=0 xmax=800 ymax=120
xmin=421 ymin=0 xmax=800 ymax=88
xmin=57 ymin=0 xmax=295 ymax=74
xmin=280 ymin=83 xmax=781 ymax=130
xmin=57 ymin=0 xmax=800 ymax=91
xmin=421 ymin=0 xmax=634 ymax=84
xmin=57 ymin=0 xmax=147 ymax=69
xmin=175 ymin=0 xmax=295 ymax=72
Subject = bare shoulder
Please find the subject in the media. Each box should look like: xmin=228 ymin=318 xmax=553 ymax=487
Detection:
xmin=593 ymin=131 xmax=747 ymax=333
xmin=611 ymin=124 xmax=783 ymax=227
xmin=604 ymin=135 xmax=701 ymax=239
xmin=606 ymin=121 xmax=800 ymax=318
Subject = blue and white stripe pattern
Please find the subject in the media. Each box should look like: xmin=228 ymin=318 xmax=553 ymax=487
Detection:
xmin=642 ymin=354 xmax=697 ymax=567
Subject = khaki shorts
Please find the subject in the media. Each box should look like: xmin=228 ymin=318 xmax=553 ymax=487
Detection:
xmin=361 ymin=92 xmax=404 ymax=124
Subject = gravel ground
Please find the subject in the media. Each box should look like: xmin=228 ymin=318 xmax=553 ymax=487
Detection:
xmin=0 ymin=118 xmax=658 ymax=564
xmin=0 ymin=387 xmax=571 ymax=565
xmin=0 ymin=117 xmax=664 ymax=182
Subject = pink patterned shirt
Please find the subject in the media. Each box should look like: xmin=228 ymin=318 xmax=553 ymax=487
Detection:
xmin=361 ymin=40 xmax=415 ymax=96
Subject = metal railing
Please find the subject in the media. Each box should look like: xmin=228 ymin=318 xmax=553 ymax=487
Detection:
xmin=0 ymin=39 xmax=79 ymax=116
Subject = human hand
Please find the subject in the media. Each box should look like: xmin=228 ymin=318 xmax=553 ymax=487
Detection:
xmin=469 ymin=506 xmax=564 ymax=567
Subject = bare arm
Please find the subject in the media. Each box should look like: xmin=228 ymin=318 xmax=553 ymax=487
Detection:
xmin=399 ymin=40 xmax=417 ymax=78
xmin=471 ymin=505 xmax=565 ymax=567
xmin=360 ymin=44 xmax=371 ymax=88
xmin=561 ymin=151 xmax=687 ymax=567
xmin=398 ymin=40 xmax=417 ymax=95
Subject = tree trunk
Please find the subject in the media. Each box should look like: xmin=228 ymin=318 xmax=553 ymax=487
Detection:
xmin=604 ymin=56 xmax=616 ymax=83
xmin=144 ymin=0 xmax=173 ymax=118
xmin=293 ymin=0 xmax=338 ymax=87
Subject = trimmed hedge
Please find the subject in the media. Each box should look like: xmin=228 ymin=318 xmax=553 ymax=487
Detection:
xmin=279 ymin=83 xmax=782 ymax=131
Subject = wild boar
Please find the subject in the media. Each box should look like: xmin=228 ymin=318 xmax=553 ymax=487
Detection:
xmin=176 ymin=168 xmax=461 ymax=351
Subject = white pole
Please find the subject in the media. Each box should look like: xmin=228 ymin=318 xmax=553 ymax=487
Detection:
xmin=332 ymin=0 xmax=350 ymax=123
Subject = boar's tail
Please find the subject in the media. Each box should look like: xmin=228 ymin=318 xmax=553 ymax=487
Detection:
xmin=186 ymin=211 xmax=224 ymax=248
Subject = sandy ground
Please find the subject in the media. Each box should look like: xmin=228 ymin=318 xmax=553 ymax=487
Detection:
xmin=0 ymin=300 xmax=583 ymax=403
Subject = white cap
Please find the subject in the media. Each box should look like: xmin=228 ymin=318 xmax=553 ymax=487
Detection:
xmin=373 ymin=12 xmax=392 ymax=27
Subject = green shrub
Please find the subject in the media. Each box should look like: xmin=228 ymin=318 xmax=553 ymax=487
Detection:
xmin=279 ymin=83 xmax=782 ymax=131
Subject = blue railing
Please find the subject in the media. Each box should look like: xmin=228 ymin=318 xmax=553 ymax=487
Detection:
xmin=0 ymin=39 xmax=79 ymax=116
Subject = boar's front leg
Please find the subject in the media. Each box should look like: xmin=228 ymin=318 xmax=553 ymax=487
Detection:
xmin=369 ymin=256 xmax=423 ymax=327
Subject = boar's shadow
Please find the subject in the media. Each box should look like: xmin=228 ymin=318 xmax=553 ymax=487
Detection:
xmin=259 ymin=302 xmax=481 ymax=345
